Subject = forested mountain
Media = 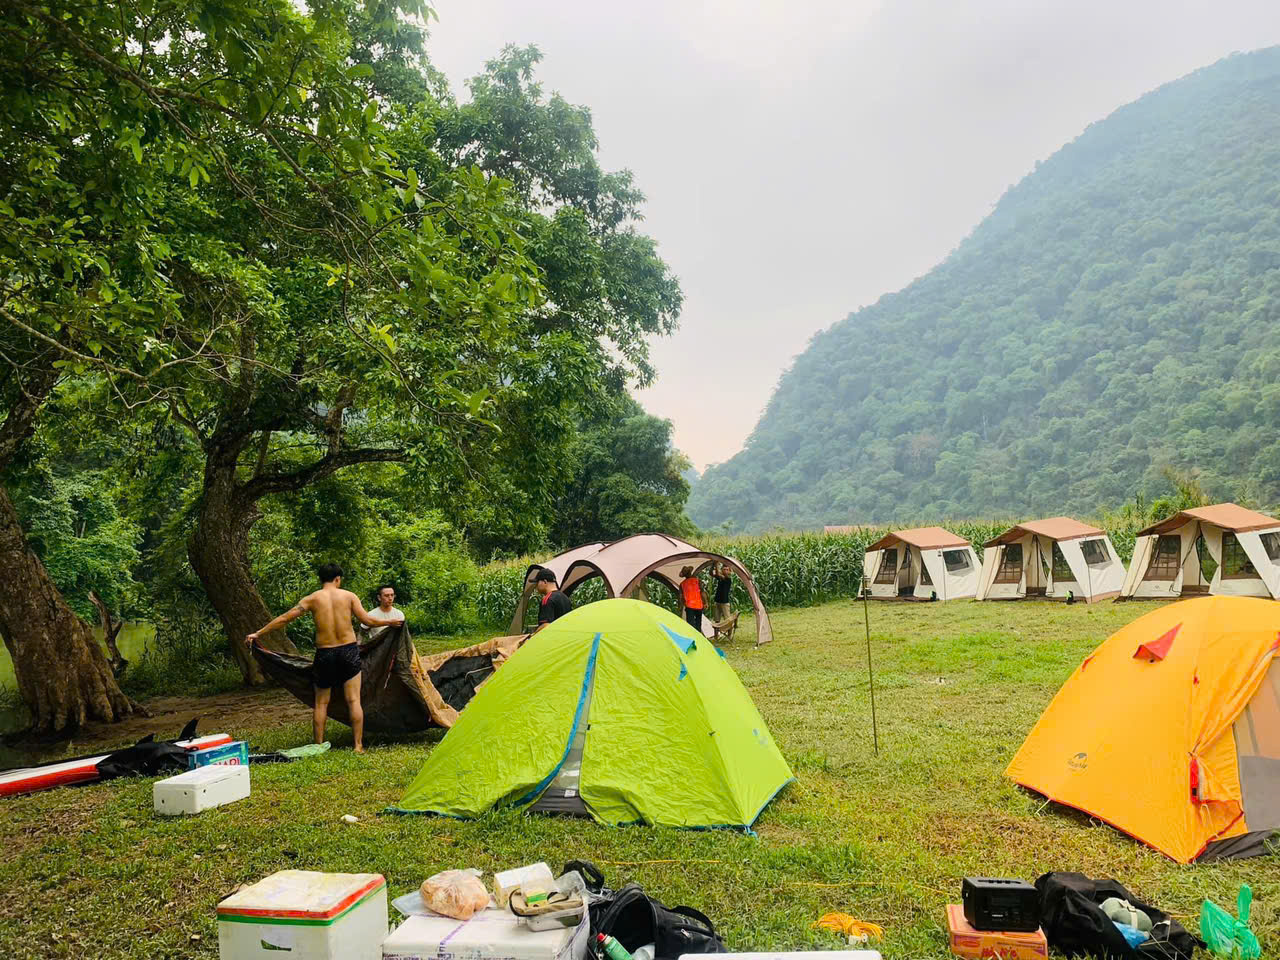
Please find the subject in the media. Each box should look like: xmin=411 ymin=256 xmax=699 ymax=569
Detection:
xmin=689 ymin=48 xmax=1280 ymax=532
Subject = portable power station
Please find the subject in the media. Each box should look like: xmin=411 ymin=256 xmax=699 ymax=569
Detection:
xmin=961 ymin=877 xmax=1041 ymax=932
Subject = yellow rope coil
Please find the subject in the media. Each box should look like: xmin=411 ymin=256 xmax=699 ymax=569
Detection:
xmin=812 ymin=913 xmax=884 ymax=941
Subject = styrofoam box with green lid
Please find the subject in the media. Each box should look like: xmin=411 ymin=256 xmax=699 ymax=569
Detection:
xmin=217 ymin=870 xmax=388 ymax=960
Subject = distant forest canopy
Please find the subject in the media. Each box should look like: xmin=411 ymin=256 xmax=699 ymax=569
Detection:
xmin=688 ymin=47 xmax=1280 ymax=533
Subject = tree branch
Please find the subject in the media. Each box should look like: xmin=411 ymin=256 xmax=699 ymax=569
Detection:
xmin=239 ymin=447 xmax=406 ymax=502
xmin=0 ymin=362 xmax=58 ymax=469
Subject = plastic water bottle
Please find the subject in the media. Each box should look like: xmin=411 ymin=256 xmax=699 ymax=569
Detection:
xmin=597 ymin=934 xmax=634 ymax=960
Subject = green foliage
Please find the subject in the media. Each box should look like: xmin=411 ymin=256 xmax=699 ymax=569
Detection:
xmin=6 ymin=465 xmax=142 ymax=621
xmin=548 ymin=394 xmax=694 ymax=548
xmin=690 ymin=49 xmax=1280 ymax=532
xmin=361 ymin=514 xmax=478 ymax=634
xmin=122 ymin=621 xmax=243 ymax=700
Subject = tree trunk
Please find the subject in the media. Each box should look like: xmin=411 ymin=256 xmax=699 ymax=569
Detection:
xmin=89 ymin=589 xmax=127 ymax=677
xmin=0 ymin=483 xmax=142 ymax=732
xmin=188 ymin=458 xmax=297 ymax=686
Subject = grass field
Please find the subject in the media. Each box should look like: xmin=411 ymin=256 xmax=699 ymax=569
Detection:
xmin=2 ymin=599 xmax=1277 ymax=959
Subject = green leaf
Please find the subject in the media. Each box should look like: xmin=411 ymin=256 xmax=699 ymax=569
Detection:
xmin=189 ymin=166 xmax=200 ymax=188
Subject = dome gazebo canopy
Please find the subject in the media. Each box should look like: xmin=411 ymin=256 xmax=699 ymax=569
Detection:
xmin=510 ymin=533 xmax=773 ymax=646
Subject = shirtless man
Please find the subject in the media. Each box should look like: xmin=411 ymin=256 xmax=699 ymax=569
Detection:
xmin=246 ymin=563 xmax=401 ymax=753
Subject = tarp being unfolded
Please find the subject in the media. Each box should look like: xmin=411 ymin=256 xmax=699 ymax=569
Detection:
xmin=253 ymin=625 xmax=523 ymax=735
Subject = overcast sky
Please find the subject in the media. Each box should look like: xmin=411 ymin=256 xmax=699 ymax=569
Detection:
xmin=425 ymin=0 xmax=1280 ymax=471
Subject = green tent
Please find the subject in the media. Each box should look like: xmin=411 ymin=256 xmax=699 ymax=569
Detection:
xmin=391 ymin=598 xmax=793 ymax=830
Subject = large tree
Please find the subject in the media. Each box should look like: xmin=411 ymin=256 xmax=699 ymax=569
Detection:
xmin=547 ymin=395 xmax=695 ymax=547
xmin=0 ymin=0 xmax=540 ymax=717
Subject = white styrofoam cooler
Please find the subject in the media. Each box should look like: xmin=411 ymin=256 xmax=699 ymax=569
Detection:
xmin=218 ymin=870 xmax=388 ymax=960
xmin=382 ymin=905 xmax=589 ymax=960
xmin=153 ymin=763 xmax=250 ymax=815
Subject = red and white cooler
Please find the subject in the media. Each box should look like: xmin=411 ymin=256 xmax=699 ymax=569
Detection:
xmin=217 ymin=870 xmax=388 ymax=959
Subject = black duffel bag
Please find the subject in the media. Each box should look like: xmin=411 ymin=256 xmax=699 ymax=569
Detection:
xmin=591 ymin=883 xmax=726 ymax=960
xmin=1035 ymin=872 xmax=1202 ymax=960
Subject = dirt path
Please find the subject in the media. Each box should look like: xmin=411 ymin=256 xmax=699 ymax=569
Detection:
xmin=1 ymin=687 xmax=301 ymax=765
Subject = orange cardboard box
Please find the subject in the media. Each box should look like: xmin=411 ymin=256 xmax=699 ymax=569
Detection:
xmin=947 ymin=904 xmax=1048 ymax=960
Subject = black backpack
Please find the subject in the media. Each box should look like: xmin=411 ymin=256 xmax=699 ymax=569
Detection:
xmin=1035 ymin=872 xmax=1202 ymax=960
xmin=590 ymin=883 xmax=727 ymax=960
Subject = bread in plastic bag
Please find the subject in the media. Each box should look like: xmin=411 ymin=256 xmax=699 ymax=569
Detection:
xmin=420 ymin=869 xmax=490 ymax=920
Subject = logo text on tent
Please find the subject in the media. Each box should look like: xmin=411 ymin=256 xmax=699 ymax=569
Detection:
xmin=1067 ymin=752 xmax=1088 ymax=771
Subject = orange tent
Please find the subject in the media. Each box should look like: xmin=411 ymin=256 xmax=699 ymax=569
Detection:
xmin=1006 ymin=596 xmax=1280 ymax=862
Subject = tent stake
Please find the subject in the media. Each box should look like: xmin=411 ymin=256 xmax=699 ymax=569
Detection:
xmin=861 ymin=575 xmax=879 ymax=755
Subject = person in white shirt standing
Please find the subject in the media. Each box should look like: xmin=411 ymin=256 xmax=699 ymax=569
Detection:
xmin=365 ymin=584 xmax=406 ymax=630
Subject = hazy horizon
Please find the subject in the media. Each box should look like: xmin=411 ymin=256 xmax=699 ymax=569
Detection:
xmin=424 ymin=1 xmax=1280 ymax=471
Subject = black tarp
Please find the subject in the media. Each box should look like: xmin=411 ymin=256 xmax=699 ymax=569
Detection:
xmin=252 ymin=624 xmax=522 ymax=734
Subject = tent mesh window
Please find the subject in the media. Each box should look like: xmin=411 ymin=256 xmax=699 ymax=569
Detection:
xmin=1197 ymin=534 xmax=1218 ymax=584
xmin=1223 ymin=533 xmax=1260 ymax=579
xmin=943 ymin=549 xmax=970 ymax=571
xmin=1081 ymin=538 xmax=1109 ymax=565
xmin=1262 ymin=532 xmax=1280 ymax=563
xmin=920 ymin=558 xmax=932 ymax=585
xmin=1052 ymin=543 xmax=1073 ymax=581
xmin=874 ymin=548 xmax=898 ymax=584
xmin=1145 ymin=535 xmax=1182 ymax=580
xmin=994 ymin=543 xmax=1023 ymax=583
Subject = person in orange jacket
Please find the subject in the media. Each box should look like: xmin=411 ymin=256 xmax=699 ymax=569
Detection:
xmin=679 ymin=565 xmax=705 ymax=632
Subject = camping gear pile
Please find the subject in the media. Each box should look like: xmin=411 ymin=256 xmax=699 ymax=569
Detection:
xmin=221 ymin=859 xmax=884 ymax=960
xmin=948 ymin=873 xmax=1200 ymax=960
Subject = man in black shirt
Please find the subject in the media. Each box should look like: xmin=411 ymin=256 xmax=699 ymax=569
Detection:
xmin=533 ymin=569 xmax=572 ymax=632
xmin=712 ymin=562 xmax=734 ymax=622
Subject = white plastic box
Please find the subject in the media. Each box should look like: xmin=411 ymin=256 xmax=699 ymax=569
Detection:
xmin=153 ymin=763 xmax=250 ymax=815
xmin=218 ymin=870 xmax=388 ymax=960
xmin=383 ymin=905 xmax=589 ymax=960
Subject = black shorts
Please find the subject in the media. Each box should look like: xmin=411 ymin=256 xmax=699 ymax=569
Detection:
xmin=685 ymin=608 xmax=703 ymax=631
xmin=313 ymin=642 xmax=361 ymax=689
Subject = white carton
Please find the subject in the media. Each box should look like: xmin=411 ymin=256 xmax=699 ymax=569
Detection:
xmin=218 ymin=870 xmax=388 ymax=960
xmin=383 ymin=905 xmax=589 ymax=960
xmin=153 ymin=763 xmax=250 ymax=815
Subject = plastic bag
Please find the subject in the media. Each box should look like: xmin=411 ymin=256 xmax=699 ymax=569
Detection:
xmin=420 ymin=869 xmax=490 ymax=920
xmin=1200 ymin=884 xmax=1260 ymax=960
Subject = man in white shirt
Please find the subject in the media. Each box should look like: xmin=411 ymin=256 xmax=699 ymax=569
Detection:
xmin=365 ymin=584 xmax=406 ymax=630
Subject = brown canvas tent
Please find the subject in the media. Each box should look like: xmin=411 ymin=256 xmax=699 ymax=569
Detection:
xmin=976 ymin=517 xmax=1126 ymax=603
xmin=1120 ymin=503 xmax=1280 ymax=600
xmin=509 ymin=533 xmax=774 ymax=646
xmin=863 ymin=527 xmax=980 ymax=600
xmin=253 ymin=625 xmax=522 ymax=734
